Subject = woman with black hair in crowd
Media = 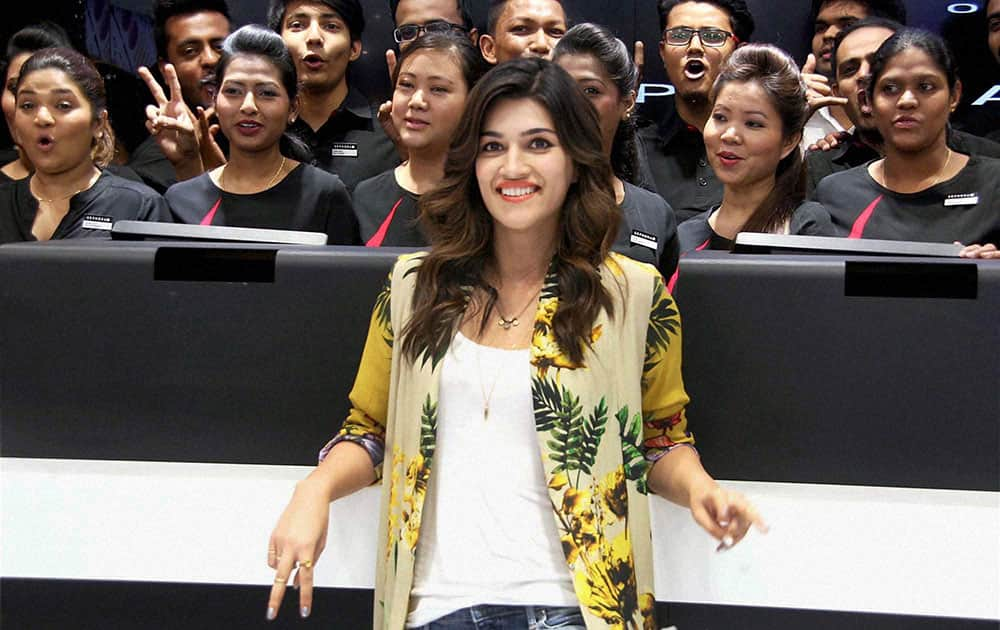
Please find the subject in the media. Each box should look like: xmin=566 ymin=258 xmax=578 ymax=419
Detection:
xmin=265 ymin=58 xmax=765 ymax=629
xmin=164 ymin=25 xmax=358 ymax=244
xmin=816 ymin=28 xmax=1000 ymax=258
xmin=553 ymin=22 xmax=680 ymax=278
xmin=1 ymin=23 xmax=72 ymax=182
xmin=352 ymin=32 xmax=485 ymax=247
xmin=0 ymin=47 xmax=167 ymax=243
xmin=677 ymin=44 xmax=834 ymax=258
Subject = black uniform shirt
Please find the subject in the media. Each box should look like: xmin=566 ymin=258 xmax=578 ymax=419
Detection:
xmin=613 ymin=181 xmax=679 ymax=277
xmin=288 ymin=87 xmax=399 ymax=192
xmin=352 ymin=168 xmax=425 ymax=247
xmin=0 ymin=171 xmax=168 ymax=244
xmin=637 ymin=110 xmax=722 ymax=224
xmin=815 ymin=155 xmax=1000 ymax=244
xmin=677 ymin=201 xmax=835 ymax=254
xmin=806 ymin=126 xmax=1000 ymax=195
xmin=164 ymin=162 xmax=359 ymax=245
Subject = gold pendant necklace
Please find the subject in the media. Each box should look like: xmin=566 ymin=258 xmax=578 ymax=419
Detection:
xmin=496 ymin=288 xmax=540 ymax=330
xmin=30 ymin=171 xmax=99 ymax=204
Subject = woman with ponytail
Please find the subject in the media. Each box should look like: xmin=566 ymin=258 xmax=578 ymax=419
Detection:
xmin=164 ymin=25 xmax=358 ymax=244
xmin=677 ymin=43 xmax=834 ymax=254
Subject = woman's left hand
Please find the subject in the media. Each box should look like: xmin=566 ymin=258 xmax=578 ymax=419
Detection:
xmin=689 ymin=481 xmax=769 ymax=551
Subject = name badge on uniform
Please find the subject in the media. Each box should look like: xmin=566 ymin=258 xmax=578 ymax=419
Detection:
xmin=331 ymin=142 xmax=359 ymax=158
xmin=943 ymin=193 xmax=978 ymax=207
xmin=630 ymin=229 xmax=658 ymax=250
xmin=81 ymin=215 xmax=113 ymax=231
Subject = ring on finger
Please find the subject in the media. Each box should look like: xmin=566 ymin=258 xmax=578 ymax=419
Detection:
xmin=298 ymin=559 xmax=313 ymax=570
xmin=274 ymin=576 xmax=288 ymax=584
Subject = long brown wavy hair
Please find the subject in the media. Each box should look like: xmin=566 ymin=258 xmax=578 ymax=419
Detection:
xmin=400 ymin=57 xmax=620 ymax=367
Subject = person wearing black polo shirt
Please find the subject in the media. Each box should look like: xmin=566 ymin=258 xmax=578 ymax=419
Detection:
xmin=353 ymin=34 xmax=484 ymax=248
xmin=806 ymin=18 xmax=1000 ymax=194
xmin=554 ymin=23 xmax=680 ymax=277
xmin=165 ymin=26 xmax=357 ymax=244
xmin=639 ymin=0 xmax=754 ymax=224
xmin=676 ymin=44 xmax=833 ymax=262
xmin=815 ymin=29 xmax=1000 ymax=253
xmin=269 ymin=0 xmax=398 ymax=191
xmin=130 ymin=0 xmax=231 ymax=193
xmin=1 ymin=48 xmax=167 ymax=244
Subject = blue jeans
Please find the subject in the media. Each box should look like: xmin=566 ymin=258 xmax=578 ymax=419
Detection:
xmin=409 ymin=604 xmax=586 ymax=630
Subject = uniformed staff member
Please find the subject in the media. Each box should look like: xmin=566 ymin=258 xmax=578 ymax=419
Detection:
xmin=805 ymin=18 xmax=1000 ymax=194
xmin=353 ymin=33 xmax=485 ymax=247
xmin=0 ymin=48 xmax=167 ymax=243
xmin=554 ymin=22 xmax=681 ymax=278
xmin=815 ymin=29 xmax=1000 ymax=257
xmin=639 ymin=0 xmax=755 ymax=223
xmin=269 ymin=0 xmax=398 ymax=191
xmin=130 ymin=0 xmax=232 ymax=193
xmin=676 ymin=44 xmax=834 ymax=257
xmin=164 ymin=26 xmax=358 ymax=244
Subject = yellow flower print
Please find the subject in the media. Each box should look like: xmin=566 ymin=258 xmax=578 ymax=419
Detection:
xmin=532 ymin=328 xmax=576 ymax=376
xmin=573 ymin=532 xmax=639 ymax=628
xmin=600 ymin=468 xmax=628 ymax=523
xmin=639 ymin=593 xmax=657 ymax=630
xmin=548 ymin=471 xmax=570 ymax=491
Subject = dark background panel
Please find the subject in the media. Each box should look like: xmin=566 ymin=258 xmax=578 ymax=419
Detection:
xmin=674 ymin=253 xmax=1000 ymax=493
xmin=0 ymin=243 xmax=402 ymax=466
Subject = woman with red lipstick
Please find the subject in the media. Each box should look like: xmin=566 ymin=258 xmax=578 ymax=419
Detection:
xmin=816 ymin=29 xmax=1000 ymax=255
xmin=352 ymin=32 xmax=484 ymax=247
xmin=266 ymin=58 xmax=766 ymax=629
xmin=553 ymin=23 xmax=680 ymax=278
xmin=677 ymin=44 xmax=834 ymax=255
xmin=164 ymin=25 xmax=358 ymax=244
xmin=0 ymin=48 xmax=167 ymax=244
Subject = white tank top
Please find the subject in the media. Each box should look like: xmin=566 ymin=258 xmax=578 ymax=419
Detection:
xmin=405 ymin=332 xmax=577 ymax=627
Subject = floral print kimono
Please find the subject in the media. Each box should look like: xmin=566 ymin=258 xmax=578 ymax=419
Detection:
xmin=322 ymin=252 xmax=695 ymax=630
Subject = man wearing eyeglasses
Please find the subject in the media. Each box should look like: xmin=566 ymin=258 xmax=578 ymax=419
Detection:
xmin=391 ymin=0 xmax=477 ymax=49
xmin=268 ymin=0 xmax=399 ymax=191
xmin=639 ymin=0 xmax=754 ymax=223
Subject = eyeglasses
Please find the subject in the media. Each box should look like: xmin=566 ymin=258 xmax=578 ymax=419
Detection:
xmin=662 ymin=27 xmax=736 ymax=48
xmin=393 ymin=20 xmax=469 ymax=44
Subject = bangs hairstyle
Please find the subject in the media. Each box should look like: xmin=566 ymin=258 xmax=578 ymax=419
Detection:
xmin=553 ymin=22 xmax=641 ymax=184
xmin=388 ymin=0 xmax=474 ymax=30
xmin=153 ymin=0 xmax=231 ymax=60
xmin=214 ymin=25 xmax=311 ymax=161
xmin=711 ymin=43 xmax=808 ymax=235
xmin=267 ymin=0 xmax=365 ymax=42
xmin=403 ymin=57 xmax=619 ymax=367
xmin=390 ymin=32 xmax=486 ymax=90
xmin=657 ymin=0 xmax=755 ymax=42
xmin=16 ymin=47 xmax=115 ymax=167
xmin=866 ymin=28 xmax=960 ymax=103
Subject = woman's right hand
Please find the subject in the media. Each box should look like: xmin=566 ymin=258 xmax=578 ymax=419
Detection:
xmin=266 ymin=478 xmax=332 ymax=620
